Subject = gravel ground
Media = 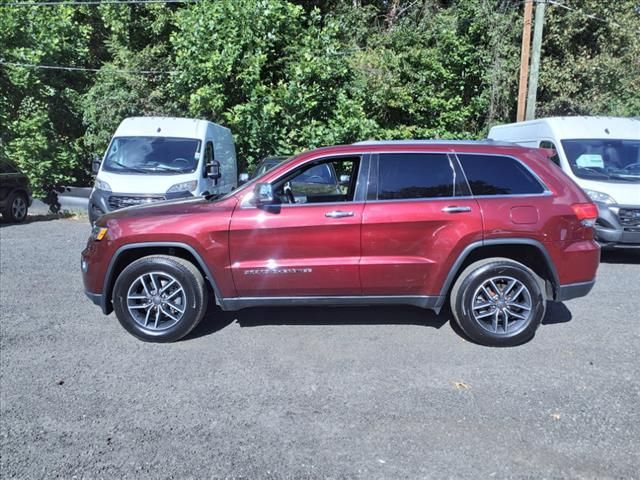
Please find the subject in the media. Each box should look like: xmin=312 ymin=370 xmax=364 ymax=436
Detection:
xmin=1 ymin=217 xmax=639 ymax=479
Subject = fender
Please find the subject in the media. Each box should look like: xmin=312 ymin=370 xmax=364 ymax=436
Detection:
xmin=101 ymin=242 xmax=223 ymax=314
xmin=437 ymin=238 xmax=561 ymax=305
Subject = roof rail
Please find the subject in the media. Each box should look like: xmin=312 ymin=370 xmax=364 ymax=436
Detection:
xmin=352 ymin=139 xmax=517 ymax=147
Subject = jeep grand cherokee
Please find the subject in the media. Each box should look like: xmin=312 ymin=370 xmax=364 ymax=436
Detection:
xmin=82 ymin=141 xmax=600 ymax=346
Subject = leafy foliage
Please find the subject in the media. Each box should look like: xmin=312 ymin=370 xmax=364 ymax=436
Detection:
xmin=0 ymin=0 xmax=638 ymax=195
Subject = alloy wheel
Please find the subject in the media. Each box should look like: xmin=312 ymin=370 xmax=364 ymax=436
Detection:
xmin=12 ymin=196 xmax=27 ymax=221
xmin=470 ymin=276 xmax=532 ymax=335
xmin=126 ymin=272 xmax=186 ymax=331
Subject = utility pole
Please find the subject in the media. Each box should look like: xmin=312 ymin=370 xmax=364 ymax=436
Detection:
xmin=517 ymin=0 xmax=533 ymax=122
xmin=526 ymin=0 xmax=547 ymax=120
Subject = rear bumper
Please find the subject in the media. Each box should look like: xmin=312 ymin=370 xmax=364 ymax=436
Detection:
xmin=558 ymin=280 xmax=596 ymax=302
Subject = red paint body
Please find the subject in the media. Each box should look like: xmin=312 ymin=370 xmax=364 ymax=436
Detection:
xmin=82 ymin=143 xmax=600 ymax=310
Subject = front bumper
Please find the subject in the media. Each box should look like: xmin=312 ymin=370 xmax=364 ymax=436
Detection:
xmin=595 ymin=203 xmax=640 ymax=248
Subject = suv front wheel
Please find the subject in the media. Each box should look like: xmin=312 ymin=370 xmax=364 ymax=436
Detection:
xmin=450 ymin=258 xmax=546 ymax=347
xmin=112 ymin=255 xmax=208 ymax=342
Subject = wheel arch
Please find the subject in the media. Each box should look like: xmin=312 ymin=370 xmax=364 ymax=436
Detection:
xmin=101 ymin=242 xmax=222 ymax=314
xmin=440 ymin=239 xmax=560 ymax=303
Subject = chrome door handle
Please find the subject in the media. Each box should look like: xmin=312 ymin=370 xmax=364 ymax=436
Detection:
xmin=441 ymin=206 xmax=472 ymax=214
xmin=325 ymin=210 xmax=354 ymax=218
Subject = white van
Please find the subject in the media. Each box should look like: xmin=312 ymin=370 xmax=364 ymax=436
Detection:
xmin=89 ymin=117 xmax=237 ymax=224
xmin=489 ymin=117 xmax=640 ymax=248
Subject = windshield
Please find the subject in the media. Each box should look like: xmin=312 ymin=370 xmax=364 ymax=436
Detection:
xmin=103 ymin=136 xmax=201 ymax=174
xmin=561 ymin=139 xmax=640 ymax=183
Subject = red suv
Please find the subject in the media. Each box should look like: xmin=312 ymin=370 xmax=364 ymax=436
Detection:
xmin=82 ymin=141 xmax=600 ymax=346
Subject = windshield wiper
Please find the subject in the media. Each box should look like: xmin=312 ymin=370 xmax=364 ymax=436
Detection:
xmin=577 ymin=167 xmax=610 ymax=179
xmin=149 ymin=165 xmax=186 ymax=172
xmin=108 ymin=160 xmax=148 ymax=173
xmin=608 ymin=173 xmax=640 ymax=182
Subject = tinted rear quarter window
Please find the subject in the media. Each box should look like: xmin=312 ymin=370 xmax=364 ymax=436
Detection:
xmin=458 ymin=154 xmax=545 ymax=196
xmin=378 ymin=153 xmax=469 ymax=200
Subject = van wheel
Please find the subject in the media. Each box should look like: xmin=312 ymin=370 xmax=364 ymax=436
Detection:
xmin=112 ymin=255 xmax=208 ymax=342
xmin=450 ymin=258 xmax=546 ymax=347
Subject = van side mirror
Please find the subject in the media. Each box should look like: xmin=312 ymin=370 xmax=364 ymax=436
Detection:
xmin=91 ymin=157 xmax=101 ymax=175
xmin=239 ymin=172 xmax=249 ymax=184
xmin=206 ymin=160 xmax=221 ymax=180
xmin=253 ymin=182 xmax=274 ymax=206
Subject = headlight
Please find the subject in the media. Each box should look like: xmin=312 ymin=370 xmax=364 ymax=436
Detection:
xmin=95 ymin=179 xmax=112 ymax=192
xmin=91 ymin=225 xmax=108 ymax=241
xmin=166 ymin=180 xmax=197 ymax=194
xmin=584 ymin=189 xmax=616 ymax=205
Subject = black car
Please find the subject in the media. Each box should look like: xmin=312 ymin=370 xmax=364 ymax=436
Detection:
xmin=0 ymin=159 xmax=32 ymax=222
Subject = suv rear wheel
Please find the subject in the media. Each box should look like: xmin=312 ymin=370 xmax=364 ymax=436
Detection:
xmin=112 ymin=255 xmax=208 ymax=342
xmin=450 ymin=258 xmax=546 ymax=347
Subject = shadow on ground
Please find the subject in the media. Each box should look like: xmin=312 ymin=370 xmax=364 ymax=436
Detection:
xmin=188 ymin=304 xmax=450 ymax=340
xmin=187 ymin=300 xmax=573 ymax=341
xmin=0 ymin=213 xmax=79 ymax=228
xmin=600 ymin=248 xmax=640 ymax=265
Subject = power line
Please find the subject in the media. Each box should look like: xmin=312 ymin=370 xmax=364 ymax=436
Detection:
xmin=0 ymin=0 xmax=198 ymax=7
xmin=0 ymin=60 xmax=179 ymax=74
xmin=547 ymin=0 xmax=620 ymax=27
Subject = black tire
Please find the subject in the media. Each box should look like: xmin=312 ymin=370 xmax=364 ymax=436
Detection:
xmin=112 ymin=255 xmax=208 ymax=342
xmin=450 ymin=257 xmax=546 ymax=347
xmin=2 ymin=192 xmax=29 ymax=222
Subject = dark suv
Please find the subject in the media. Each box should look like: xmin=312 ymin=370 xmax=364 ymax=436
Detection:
xmin=82 ymin=141 xmax=600 ymax=346
xmin=0 ymin=159 xmax=32 ymax=222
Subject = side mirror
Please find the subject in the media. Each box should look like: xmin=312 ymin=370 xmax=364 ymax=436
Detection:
xmin=253 ymin=182 xmax=274 ymax=206
xmin=206 ymin=160 xmax=221 ymax=180
xmin=239 ymin=172 xmax=249 ymax=184
xmin=91 ymin=157 xmax=102 ymax=175
xmin=339 ymin=174 xmax=350 ymax=184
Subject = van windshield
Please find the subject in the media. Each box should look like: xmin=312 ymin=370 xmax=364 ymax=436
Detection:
xmin=103 ymin=137 xmax=201 ymax=174
xmin=561 ymin=139 xmax=640 ymax=183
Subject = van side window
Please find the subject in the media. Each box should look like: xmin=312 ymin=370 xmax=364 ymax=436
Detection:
xmin=539 ymin=140 xmax=560 ymax=166
xmin=377 ymin=153 xmax=469 ymax=200
xmin=458 ymin=154 xmax=545 ymax=196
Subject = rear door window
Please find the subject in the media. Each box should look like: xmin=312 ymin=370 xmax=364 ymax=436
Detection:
xmin=376 ymin=153 xmax=469 ymax=200
xmin=457 ymin=154 xmax=545 ymax=196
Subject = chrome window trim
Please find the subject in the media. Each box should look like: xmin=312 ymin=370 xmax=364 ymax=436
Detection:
xmin=239 ymin=148 xmax=554 ymax=208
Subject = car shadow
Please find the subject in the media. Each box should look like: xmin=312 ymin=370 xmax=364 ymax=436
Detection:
xmin=600 ymin=249 xmax=640 ymax=265
xmin=0 ymin=213 xmax=78 ymax=228
xmin=186 ymin=304 xmax=450 ymax=340
xmin=185 ymin=300 xmax=573 ymax=341
xmin=541 ymin=301 xmax=573 ymax=325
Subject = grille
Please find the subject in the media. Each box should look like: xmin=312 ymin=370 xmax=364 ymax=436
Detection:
xmin=108 ymin=195 xmax=165 ymax=210
xmin=618 ymin=208 xmax=640 ymax=228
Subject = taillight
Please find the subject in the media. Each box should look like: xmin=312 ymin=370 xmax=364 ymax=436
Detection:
xmin=572 ymin=203 xmax=598 ymax=226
